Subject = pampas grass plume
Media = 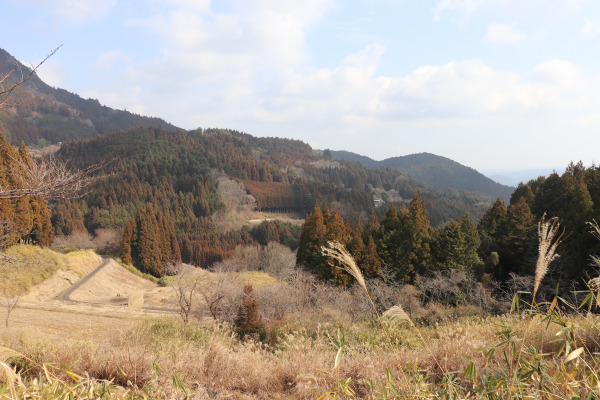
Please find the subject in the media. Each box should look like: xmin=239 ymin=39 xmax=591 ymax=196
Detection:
xmin=382 ymin=305 xmax=414 ymax=327
xmin=321 ymin=241 xmax=366 ymax=290
xmin=533 ymin=213 xmax=563 ymax=301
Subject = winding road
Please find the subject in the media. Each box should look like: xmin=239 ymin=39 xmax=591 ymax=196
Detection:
xmin=59 ymin=257 xmax=111 ymax=302
xmin=57 ymin=257 xmax=179 ymax=313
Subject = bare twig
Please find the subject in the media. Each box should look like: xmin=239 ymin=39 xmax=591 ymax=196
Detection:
xmin=4 ymin=292 xmax=20 ymax=328
xmin=176 ymin=272 xmax=202 ymax=324
xmin=0 ymin=155 xmax=105 ymax=200
xmin=0 ymin=46 xmax=62 ymax=109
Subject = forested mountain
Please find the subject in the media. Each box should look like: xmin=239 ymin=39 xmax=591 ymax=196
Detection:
xmin=0 ymin=48 xmax=180 ymax=146
xmin=331 ymin=150 xmax=513 ymax=199
xmin=0 ymin=46 xmax=541 ymax=280
xmin=48 ymin=127 xmax=499 ymax=273
xmin=2 ymin=47 xmax=598 ymax=294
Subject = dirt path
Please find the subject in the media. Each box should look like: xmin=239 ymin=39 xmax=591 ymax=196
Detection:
xmin=60 ymin=257 xmax=111 ymax=301
xmin=2 ymin=256 xmax=180 ymax=344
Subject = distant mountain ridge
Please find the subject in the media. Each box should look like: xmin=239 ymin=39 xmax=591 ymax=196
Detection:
xmin=331 ymin=150 xmax=514 ymax=200
xmin=0 ymin=48 xmax=181 ymax=145
xmin=0 ymin=46 xmax=508 ymax=212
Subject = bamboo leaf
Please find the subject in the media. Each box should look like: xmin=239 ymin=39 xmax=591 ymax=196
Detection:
xmin=564 ymin=347 xmax=584 ymax=363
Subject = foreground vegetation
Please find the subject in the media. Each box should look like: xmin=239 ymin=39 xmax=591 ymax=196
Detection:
xmin=2 ymin=240 xmax=600 ymax=399
xmin=3 ymin=301 xmax=600 ymax=399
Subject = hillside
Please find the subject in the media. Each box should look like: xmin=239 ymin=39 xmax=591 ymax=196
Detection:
xmin=0 ymin=48 xmax=180 ymax=146
xmin=49 ymin=127 xmax=499 ymax=270
xmin=331 ymin=150 xmax=513 ymax=199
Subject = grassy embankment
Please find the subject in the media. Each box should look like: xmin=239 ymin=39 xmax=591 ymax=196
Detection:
xmin=0 ymin=245 xmax=101 ymax=296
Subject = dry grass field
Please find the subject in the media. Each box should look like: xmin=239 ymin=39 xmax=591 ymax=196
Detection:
xmin=2 ymin=245 xmax=600 ymax=399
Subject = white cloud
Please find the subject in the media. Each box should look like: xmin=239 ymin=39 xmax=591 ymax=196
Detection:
xmin=433 ymin=0 xmax=584 ymax=22
xmin=584 ymin=19 xmax=600 ymax=36
xmin=19 ymin=0 xmax=117 ymax=24
xmin=82 ymin=1 xmax=598 ymax=170
xmin=484 ymin=23 xmax=524 ymax=44
xmin=433 ymin=0 xmax=486 ymax=22
xmin=155 ymin=0 xmax=211 ymax=13
xmin=84 ymin=85 xmax=145 ymax=114
xmin=36 ymin=59 xmax=67 ymax=87
xmin=93 ymin=51 xmax=132 ymax=71
xmin=264 ymin=56 xmax=592 ymax=126
xmin=532 ymin=59 xmax=584 ymax=85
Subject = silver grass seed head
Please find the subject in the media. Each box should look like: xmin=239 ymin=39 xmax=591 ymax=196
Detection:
xmin=321 ymin=241 xmax=366 ymax=290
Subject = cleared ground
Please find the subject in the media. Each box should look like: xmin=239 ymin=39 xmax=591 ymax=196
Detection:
xmin=2 ymin=248 xmax=278 ymax=346
xmin=2 ymin=253 xmax=177 ymax=344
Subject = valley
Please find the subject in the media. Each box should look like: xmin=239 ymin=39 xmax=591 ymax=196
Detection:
xmin=1 ymin=43 xmax=600 ymax=399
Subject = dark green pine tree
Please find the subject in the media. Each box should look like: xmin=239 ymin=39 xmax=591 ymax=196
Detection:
xmin=458 ymin=213 xmax=482 ymax=270
xmin=121 ymin=221 xmax=133 ymax=265
xmin=296 ymin=204 xmax=327 ymax=276
xmin=431 ymin=219 xmax=463 ymax=271
xmin=477 ymin=198 xmax=508 ymax=278
xmin=505 ymin=197 xmax=536 ymax=275
xmin=431 ymin=213 xmax=481 ymax=272
xmin=404 ymin=190 xmax=432 ymax=281
xmin=563 ymin=180 xmax=595 ymax=279
xmin=376 ymin=202 xmax=402 ymax=278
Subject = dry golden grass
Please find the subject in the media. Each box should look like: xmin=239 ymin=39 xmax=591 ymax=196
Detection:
xmin=0 ymin=245 xmax=100 ymax=296
xmin=4 ymin=242 xmax=600 ymax=398
xmin=5 ymin=311 xmax=597 ymax=399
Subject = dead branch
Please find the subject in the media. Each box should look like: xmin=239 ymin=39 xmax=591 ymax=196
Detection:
xmin=4 ymin=292 xmax=20 ymax=328
xmin=0 ymin=46 xmax=62 ymax=109
xmin=0 ymin=155 xmax=106 ymax=200
xmin=176 ymin=273 xmax=202 ymax=324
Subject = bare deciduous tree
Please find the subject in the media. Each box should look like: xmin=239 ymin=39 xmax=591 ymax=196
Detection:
xmin=2 ymin=154 xmax=102 ymax=200
xmin=3 ymin=291 xmax=20 ymax=328
xmin=175 ymin=272 xmax=202 ymax=324
xmin=198 ymin=271 xmax=241 ymax=323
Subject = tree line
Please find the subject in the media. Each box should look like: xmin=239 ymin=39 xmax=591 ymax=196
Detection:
xmin=297 ymin=190 xmax=481 ymax=285
xmin=298 ymin=164 xmax=600 ymax=292
xmin=0 ymin=134 xmax=53 ymax=247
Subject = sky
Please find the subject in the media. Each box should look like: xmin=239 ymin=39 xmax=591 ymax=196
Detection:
xmin=2 ymin=0 xmax=600 ymax=173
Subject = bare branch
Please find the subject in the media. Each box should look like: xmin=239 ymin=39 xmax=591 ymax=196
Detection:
xmin=3 ymin=292 xmax=20 ymax=328
xmin=0 ymin=155 xmax=106 ymax=200
xmin=175 ymin=272 xmax=202 ymax=324
xmin=0 ymin=46 xmax=62 ymax=109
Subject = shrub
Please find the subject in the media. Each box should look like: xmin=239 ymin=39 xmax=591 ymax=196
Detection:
xmin=234 ymin=284 xmax=266 ymax=341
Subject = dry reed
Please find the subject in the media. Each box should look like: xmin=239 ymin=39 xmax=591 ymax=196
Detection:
xmin=533 ymin=213 xmax=563 ymax=301
xmin=382 ymin=305 xmax=414 ymax=327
